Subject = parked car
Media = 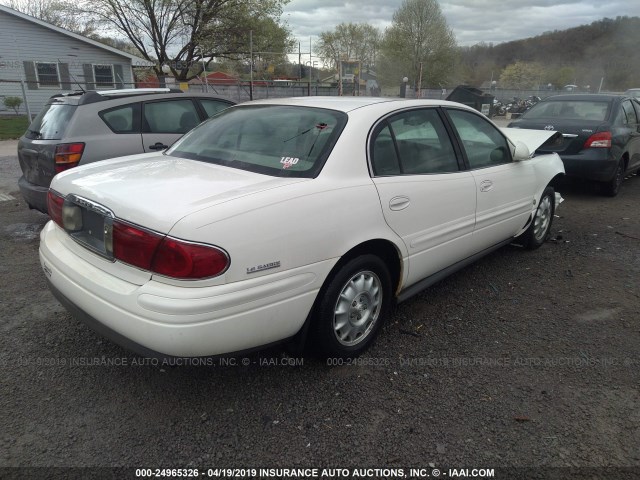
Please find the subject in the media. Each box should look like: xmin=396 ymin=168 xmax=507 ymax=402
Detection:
xmin=18 ymin=88 xmax=235 ymax=213
xmin=508 ymin=94 xmax=640 ymax=196
xmin=40 ymin=98 xmax=564 ymax=359
xmin=624 ymin=88 xmax=640 ymax=99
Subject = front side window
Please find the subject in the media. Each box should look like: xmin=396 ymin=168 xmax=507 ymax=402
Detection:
xmin=447 ymin=109 xmax=512 ymax=169
xmin=36 ymin=62 xmax=60 ymax=87
xmin=93 ymin=64 xmax=114 ymax=88
xmin=168 ymin=105 xmax=347 ymax=178
xmin=143 ymin=100 xmax=200 ymax=134
xmin=371 ymin=108 xmax=458 ymax=175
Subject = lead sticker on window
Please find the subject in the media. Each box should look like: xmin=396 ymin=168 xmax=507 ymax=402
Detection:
xmin=280 ymin=157 xmax=299 ymax=169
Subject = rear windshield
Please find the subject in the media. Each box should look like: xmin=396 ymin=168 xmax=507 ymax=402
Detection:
xmin=523 ymin=100 xmax=610 ymax=121
xmin=167 ymin=105 xmax=347 ymax=178
xmin=25 ymin=104 xmax=76 ymax=140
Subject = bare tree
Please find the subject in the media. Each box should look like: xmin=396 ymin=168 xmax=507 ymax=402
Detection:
xmin=315 ymin=23 xmax=381 ymax=69
xmin=379 ymin=0 xmax=457 ymax=87
xmin=2 ymin=0 xmax=96 ymax=35
xmin=82 ymin=0 xmax=293 ymax=80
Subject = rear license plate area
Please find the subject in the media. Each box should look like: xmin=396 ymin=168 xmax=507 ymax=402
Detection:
xmin=64 ymin=195 xmax=114 ymax=259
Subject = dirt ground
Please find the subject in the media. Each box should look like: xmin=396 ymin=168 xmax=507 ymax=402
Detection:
xmin=0 ymin=138 xmax=639 ymax=479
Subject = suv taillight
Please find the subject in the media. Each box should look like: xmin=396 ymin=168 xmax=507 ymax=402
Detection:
xmin=583 ymin=131 xmax=611 ymax=149
xmin=112 ymin=220 xmax=229 ymax=279
xmin=54 ymin=143 xmax=85 ymax=173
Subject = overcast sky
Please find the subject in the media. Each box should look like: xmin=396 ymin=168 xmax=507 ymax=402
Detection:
xmin=283 ymin=0 xmax=640 ymax=52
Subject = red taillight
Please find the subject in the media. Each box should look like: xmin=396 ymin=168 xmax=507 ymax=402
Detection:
xmin=112 ymin=220 xmax=229 ymax=279
xmin=54 ymin=143 xmax=85 ymax=173
xmin=152 ymin=237 xmax=229 ymax=279
xmin=47 ymin=190 xmax=64 ymax=225
xmin=583 ymin=131 xmax=611 ymax=149
xmin=112 ymin=221 xmax=163 ymax=271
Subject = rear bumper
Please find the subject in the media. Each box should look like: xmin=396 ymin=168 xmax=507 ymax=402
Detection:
xmin=18 ymin=175 xmax=49 ymax=213
xmin=556 ymin=149 xmax=618 ymax=182
xmin=39 ymin=221 xmax=331 ymax=357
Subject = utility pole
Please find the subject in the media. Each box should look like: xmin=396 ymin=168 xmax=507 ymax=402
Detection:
xmin=417 ymin=62 xmax=423 ymax=99
xmin=249 ymin=30 xmax=253 ymax=101
xmin=298 ymin=42 xmax=302 ymax=81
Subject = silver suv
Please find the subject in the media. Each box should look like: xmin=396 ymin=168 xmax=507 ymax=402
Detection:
xmin=18 ymin=88 xmax=234 ymax=213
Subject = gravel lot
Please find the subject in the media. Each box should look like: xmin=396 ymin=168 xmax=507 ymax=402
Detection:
xmin=0 ymin=136 xmax=639 ymax=479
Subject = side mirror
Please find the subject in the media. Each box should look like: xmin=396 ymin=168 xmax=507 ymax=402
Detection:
xmin=512 ymin=141 xmax=531 ymax=161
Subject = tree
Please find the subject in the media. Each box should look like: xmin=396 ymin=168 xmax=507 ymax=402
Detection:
xmin=499 ymin=61 xmax=545 ymax=89
xmin=2 ymin=0 xmax=96 ymax=35
xmin=378 ymin=0 xmax=457 ymax=88
xmin=3 ymin=96 xmax=23 ymax=115
xmin=83 ymin=0 xmax=293 ymax=81
xmin=315 ymin=23 xmax=381 ymax=69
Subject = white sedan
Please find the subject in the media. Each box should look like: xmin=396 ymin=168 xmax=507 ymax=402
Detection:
xmin=40 ymin=97 xmax=564 ymax=358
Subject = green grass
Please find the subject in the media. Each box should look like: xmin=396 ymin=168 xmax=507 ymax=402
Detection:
xmin=0 ymin=115 xmax=29 ymax=140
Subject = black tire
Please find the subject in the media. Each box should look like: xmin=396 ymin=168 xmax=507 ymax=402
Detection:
xmin=517 ymin=186 xmax=555 ymax=250
xmin=602 ymin=159 xmax=625 ymax=197
xmin=310 ymin=255 xmax=392 ymax=358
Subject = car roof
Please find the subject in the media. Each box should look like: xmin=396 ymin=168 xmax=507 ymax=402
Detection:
xmin=47 ymin=90 xmax=234 ymax=106
xmin=235 ymin=96 xmax=474 ymax=113
xmin=540 ymin=94 xmax=622 ymax=102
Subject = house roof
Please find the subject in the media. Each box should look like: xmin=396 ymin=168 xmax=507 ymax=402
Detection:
xmin=0 ymin=4 xmax=154 ymax=66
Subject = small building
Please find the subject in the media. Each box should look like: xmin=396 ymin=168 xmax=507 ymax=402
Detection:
xmin=0 ymin=4 xmax=152 ymax=116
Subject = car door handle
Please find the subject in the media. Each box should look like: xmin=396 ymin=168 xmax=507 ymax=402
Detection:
xmin=389 ymin=196 xmax=410 ymax=211
xmin=479 ymin=180 xmax=493 ymax=192
xmin=149 ymin=142 xmax=169 ymax=151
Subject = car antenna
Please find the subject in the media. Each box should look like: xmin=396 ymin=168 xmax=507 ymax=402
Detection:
xmin=58 ymin=59 xmax=85 ymax=93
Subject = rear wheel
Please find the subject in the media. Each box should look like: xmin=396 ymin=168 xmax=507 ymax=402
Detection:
xmin=517 ymin=186 xmax=555 ymax=250
xmin=310 ymin=255 xmax=391 ymax=358
xmin=602 ymin=159 xmax=625 ymax=197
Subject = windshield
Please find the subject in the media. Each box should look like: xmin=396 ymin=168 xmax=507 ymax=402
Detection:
xmin=523 ymin=100 xmax=610 ymax=121
xmin=25 ymin=103 xmax=76 ymax=140
xmin=167 ymin=105 xmax=347 ymax=178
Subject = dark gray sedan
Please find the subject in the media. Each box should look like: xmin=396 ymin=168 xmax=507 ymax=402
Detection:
xmin=508 ymin=94 xmax=640 ymax=196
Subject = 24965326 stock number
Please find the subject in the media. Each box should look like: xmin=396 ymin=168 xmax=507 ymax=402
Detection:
xmin=135 ymin=469 xmax=200 ymax=477
xmin=135 ymin=468 xmax=259 ymax=478
xmin=326 ymin=357 xmax=390 ymax=367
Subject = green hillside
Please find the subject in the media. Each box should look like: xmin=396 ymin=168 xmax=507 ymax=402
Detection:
xmin=457 ymin=16 xmax=640 ymax=91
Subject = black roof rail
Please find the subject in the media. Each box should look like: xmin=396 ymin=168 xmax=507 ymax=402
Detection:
xmin=47 ymin=88 xmax=185 ymax=105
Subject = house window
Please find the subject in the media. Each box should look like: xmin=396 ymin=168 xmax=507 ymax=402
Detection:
xmin=93 ymin=64 xmax=114 ymax=88
xmin=36 ymin=63 xmax=60 ymax=87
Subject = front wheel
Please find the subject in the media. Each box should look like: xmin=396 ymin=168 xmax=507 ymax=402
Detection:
xmin=310 ymin=255 xmax=392 ymax=358
xmin=517 ymin=186 xmax=555 ymax=250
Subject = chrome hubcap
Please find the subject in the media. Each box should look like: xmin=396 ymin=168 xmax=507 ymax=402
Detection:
xmin=533 ymin=195 xmax=552 ymax=241
xmin=333 ymin=271 xmax=382 ymax=346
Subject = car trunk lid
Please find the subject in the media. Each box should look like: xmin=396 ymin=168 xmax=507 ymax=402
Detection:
xmin=508 ymin=118 xmax=607 ymax=155
xmin=50 ymin=153 xmax=307 ymax=234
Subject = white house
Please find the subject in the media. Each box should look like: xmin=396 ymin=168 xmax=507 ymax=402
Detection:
xmin=0 ymin=4 xmax=152 ymax=116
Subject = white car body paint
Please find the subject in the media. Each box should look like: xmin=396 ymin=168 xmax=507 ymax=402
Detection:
xmin=40 ymin=97 xmax=565 ymax=357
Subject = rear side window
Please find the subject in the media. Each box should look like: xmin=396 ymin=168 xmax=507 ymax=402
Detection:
xmin=25 ymin=103 xmax=75 ymax=140
xmin=100 ymin=104 xmax=140 ymax=133
xmin=198 ymin=99 xmax=232 ymax=118
xmin=143 ymin=99 xmax=200 ymax=134
xmin=371 ymin=108 xmax=458 ymax=176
